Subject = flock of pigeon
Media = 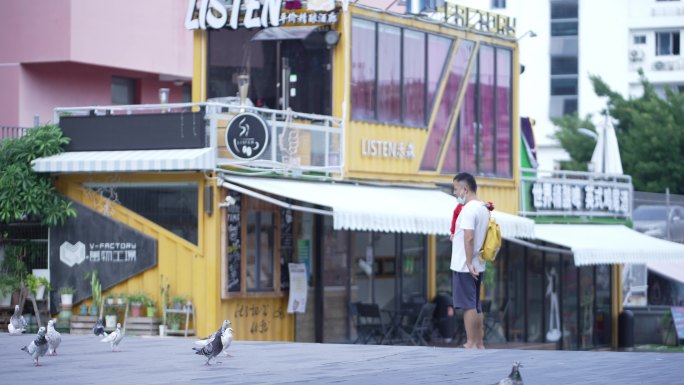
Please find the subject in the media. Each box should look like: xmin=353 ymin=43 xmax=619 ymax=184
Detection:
xmin=9 ymin=304 xmax=235 ymax=367
xmin=9 ymin=304 xmax=521 ymax=382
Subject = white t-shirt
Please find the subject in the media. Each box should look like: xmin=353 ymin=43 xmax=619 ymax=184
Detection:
xmin=450 ymin=200 xmax=490 ymax=273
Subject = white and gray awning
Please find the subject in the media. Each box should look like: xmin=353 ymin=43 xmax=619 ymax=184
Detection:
xmin=31 ymin=148 xmax=215 ymax=173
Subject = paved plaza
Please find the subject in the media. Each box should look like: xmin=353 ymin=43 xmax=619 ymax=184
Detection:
xmin=1 ymin=333 xmax=683 ymax=384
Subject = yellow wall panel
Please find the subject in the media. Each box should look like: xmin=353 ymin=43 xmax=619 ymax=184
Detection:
xmin=220 ymin=297 xmax=294 ymax=342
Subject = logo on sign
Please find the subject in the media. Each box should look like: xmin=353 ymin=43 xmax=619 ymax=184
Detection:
xmin=225 ymin=113 xmax=270 ymax=160
xmin=60 ymin=241 xmax=87 ymax=267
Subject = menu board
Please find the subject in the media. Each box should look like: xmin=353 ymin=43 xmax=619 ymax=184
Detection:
xmin=227 ymin=192 xmax=241 ymax=292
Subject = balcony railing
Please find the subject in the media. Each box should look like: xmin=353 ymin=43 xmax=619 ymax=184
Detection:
xmin=53 ymin=102 xmax=344 ymax=177
xmin=0 ymin=126 xmax=29 ymax=141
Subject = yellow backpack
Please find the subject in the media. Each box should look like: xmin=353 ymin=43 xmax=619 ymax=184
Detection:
xmin=479 ymin=215 xmax=502 ymax=263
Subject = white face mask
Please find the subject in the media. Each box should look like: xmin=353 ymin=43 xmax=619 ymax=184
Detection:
xmin=455 ymin=187 xmax=466 ymax=204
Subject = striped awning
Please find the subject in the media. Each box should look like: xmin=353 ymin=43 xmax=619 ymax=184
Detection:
xmin=31 ymin=148 xmax=215 ymax=173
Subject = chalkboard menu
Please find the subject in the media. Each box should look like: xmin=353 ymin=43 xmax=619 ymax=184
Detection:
xmin=227 ymin=192 xmax=241 ymax=292
xmin=671 ymin=307 xmax=684 ymax=340
xmin=280 ymin=207 xmax=294 ymax=291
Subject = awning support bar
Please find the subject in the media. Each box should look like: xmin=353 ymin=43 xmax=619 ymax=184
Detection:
xmin=219 ymin=179 xmax=333 ymax=217
xmin=504 ymin=236 xmax=574 ymax=255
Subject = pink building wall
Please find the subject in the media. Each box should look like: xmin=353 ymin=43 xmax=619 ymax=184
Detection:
xmin=0 ymin=0 xmax=193 ymax=127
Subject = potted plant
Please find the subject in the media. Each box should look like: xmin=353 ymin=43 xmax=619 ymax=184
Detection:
xmin=59 ymin=286 xmax=75 ymax=306
xmin=167 ymin=312 xmax=182 ymax=331
xmin=0 ymin=275 xmax=20 ymax=307
xmin=106 ymin=292 xmax=115 ymax=305
xmin=145 ymin=297 xmax=157 ymax=318
xmin=25 ymin=274 xmax=51 ymax=300
xmin=171 ymin=295 xmax=187 ymax=310
xmin=86 ymin=271 xmax=102 ymax=317
xmin=104 ymin=306 xmax=117 ymax=328
xmin=128 ymin=292 xmax=145 ymax=317
xmin=159 ymin=275 xmax=169 ymax=336
xmin=116 ymin=293 xmax=125 ymax=305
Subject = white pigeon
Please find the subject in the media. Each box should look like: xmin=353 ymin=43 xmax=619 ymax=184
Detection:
xmin=9 ymin=305 xmax=27 ymax=334
xmin=46 ymin=319 xmax=62 ymax=356
xmin=21 ymin=327 xmax=48 ymax=366
xmin=194 ymin=319 xmax=231 ymax=347
xmin=217 ymin=327 xmax=234 ymax=362
xmin=496 ymin=361 xmax=523 ymax=385
xmin=101 ymin=322 xmax=125 ymax=352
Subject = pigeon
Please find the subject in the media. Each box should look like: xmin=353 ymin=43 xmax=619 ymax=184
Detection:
xmin=21 ymin=327 xmax=48 ymax=366
xmin=46 ymin=319 xmax=62 ymax=356
xmin=92 ymin=318 xmax=107 ymax=337
xmin=496 ymin=361 xmax=523 ymax=385
xmin=9 ymin=305 xmax=27 ymax=334
xmin=101 ymin=323 xmax=124 ymax=352
xmin=194 ymin=319 xmax=231 ymax=347
xmin=216 ymin=327 xmax=234 ymax=362
xmin=192 ymin=325 xmax=224 ymax=365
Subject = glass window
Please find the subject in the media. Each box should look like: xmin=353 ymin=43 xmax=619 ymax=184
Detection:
xmin=495 ymin=48 xmax=512 ymax=177
xmin=246 ymin=212 xmax=275 ymax=291
xmin=423 ymin=40 xmax=474 ymax=172
xmin=427 ymin=35 xmax=453 ymax=116
xmin=545 ymin=253 xmax=561 ymax=348
xmin=551 ymin=77 xmax=578 ymax=96
xmin=400 ymin=234 xmax=426 ymax=304
xmin=526 ymin=249 xmax=544 ymax=343
xmin=86 ymin=183 xmax=199 ymax=244
xmin=563 ymin=98 xmax=578 ymax=115
xmin=633 ymin=35 xmax=646 ymax=45
xmin=352 ymin=19 xmax=377 ymax=120
xmin=595 ymin=265 xmax=612 ymax=346
xmin=402 ymin=29 xmax=426 ymax=127
xmin=551 ymin=57 xmax=578 ymax=75
xmin=459 ymin=61 xmax=478 ymax=174
xmin=656 ymin=31 xmax=680 ymax=56
xmin=551 ymin=21 xmax=578 ymax=37
xmin=550 ymin=1 xmax=578 ymax=19
xmin=377 ymin=24 xmax=402 ymax=124
xmin=479 ymin=45 xmax=496 ymax=175
xmin=506 ymin=243 xmax=526 ymax=342
xmin=561 ymin=254 xmax=578 ymax=350
xmin=112 ymin=76 xmax=137 ymax=105
xmin=579 ymin=266 xmax=595 ymax=350
xmin=322 ymin=215 xmax=350 ymax=343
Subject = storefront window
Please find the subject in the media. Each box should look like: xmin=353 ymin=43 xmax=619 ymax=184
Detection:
xmin=436 ymin=236 xmax=452 ymax=294
xmin=579 ymin=266 xmax=595 ymax=349
xmin=377 ymin=24 xmax=402 ymax=124
xmin=506 ymin=243 xmax=525 ymax=341
xmin=526 ymin=249 xmax=544 ymax=342
xmin=595 ymin=265 xmax=612 ymax=346
xmin=400 ymin=234 xmax=426 ymax=304
xmin=322 ymin=216 xmax=350 ymax=343
xmin=561 ymin=254 xmax=578 ymax=349
xmin=86 ymin=182 xmax=199 ymax=244
xmin=479 ymin=45 xmax=496 ymax=175
xmin=544 ymin=253 xmax=561 ymax=348
xmin=246 ymin=212 xmax=275 ymax=291
xmin=351 ymin=19 xmax=376 ymax=121
xmin=403 ymin=29 xmax=426 ymax=127
xmin=423 ymin=39 xmax=474 ymax=172
xmin=495 ymin=48 xmax=512 ymax=177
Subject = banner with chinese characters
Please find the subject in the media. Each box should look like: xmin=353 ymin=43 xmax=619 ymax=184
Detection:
xmin=49 ymin=199 xmax=157 ymax=312
xmin=520 ymin=168 xmax=633 ymax=219
xmin=287 ymin=263 xmax=308 ymax=313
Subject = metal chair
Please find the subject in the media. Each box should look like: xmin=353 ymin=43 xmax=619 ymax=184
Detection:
xmin=350 ymin=302 xmax=387 ymax=344
xmin=484 ymin=298 xmax=509 ymax=340
xmin=408 ymin=303 xmax=436 ymax=346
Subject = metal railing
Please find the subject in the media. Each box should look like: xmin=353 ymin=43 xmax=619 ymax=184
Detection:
xmin=53 ymin=102 xmax=344 ymax=178
xmin=519 ymin=167 xmax=633 ymax=219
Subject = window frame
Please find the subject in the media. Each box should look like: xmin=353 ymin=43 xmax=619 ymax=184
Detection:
xmin=111 ymin=76 xmax=139 ymax=105
xmin=655 ymin=31 xmax=681 ymax=56
xmin=244 ymin=211 xmax=277 ymax=292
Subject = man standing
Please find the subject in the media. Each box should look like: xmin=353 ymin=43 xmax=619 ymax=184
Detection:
xmin=451 ymin=172 xmax=489 ymax=349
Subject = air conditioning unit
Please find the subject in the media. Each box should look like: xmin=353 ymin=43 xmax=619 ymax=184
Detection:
xmin=629 ymin=49 xmax=644 ymax=62
xmin=654 ymin=60 xmax=666 ymax=71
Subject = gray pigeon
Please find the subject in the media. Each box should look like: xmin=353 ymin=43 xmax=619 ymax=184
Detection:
xmin=21 ymin=327 xmax=48 ymax=366
xmin=93 ymin=318 xmax=107 ymax=337
xmin=101 ymin=323 xmax=124 ymax=352
xmin=194 ymin=319 xmax=231 ymax=347
xmin=496 ymin=361 xmax=523 ymax=385
xmin=9 ymin=305 xmax=27 ymax=334
xmin=192 ymin=324 xmax=224 ymax=365
xmin=46 ymin=319 xmax=62 ymax=356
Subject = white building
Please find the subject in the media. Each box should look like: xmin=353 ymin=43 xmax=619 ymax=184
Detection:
xmin=451 ymin=0 xmax=682 ymax=170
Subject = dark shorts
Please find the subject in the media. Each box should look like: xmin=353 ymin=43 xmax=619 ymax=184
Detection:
xmin=451 ymin=271 xmax=483 ymax=313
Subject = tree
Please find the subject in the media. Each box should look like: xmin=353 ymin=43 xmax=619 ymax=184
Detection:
xmin=0 ymin=124 xmax=76 ymax=225
xmin=591 ymin=71 xmax=684 ymax=194
xmin=551 ymin=114 xmax=597 ymax=171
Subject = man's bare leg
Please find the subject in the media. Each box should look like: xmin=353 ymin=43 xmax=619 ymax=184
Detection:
xmin=463 ymin=308 xmax=479 ymax=349
xmin=476 ymin=312 xmax=485 ymax=349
